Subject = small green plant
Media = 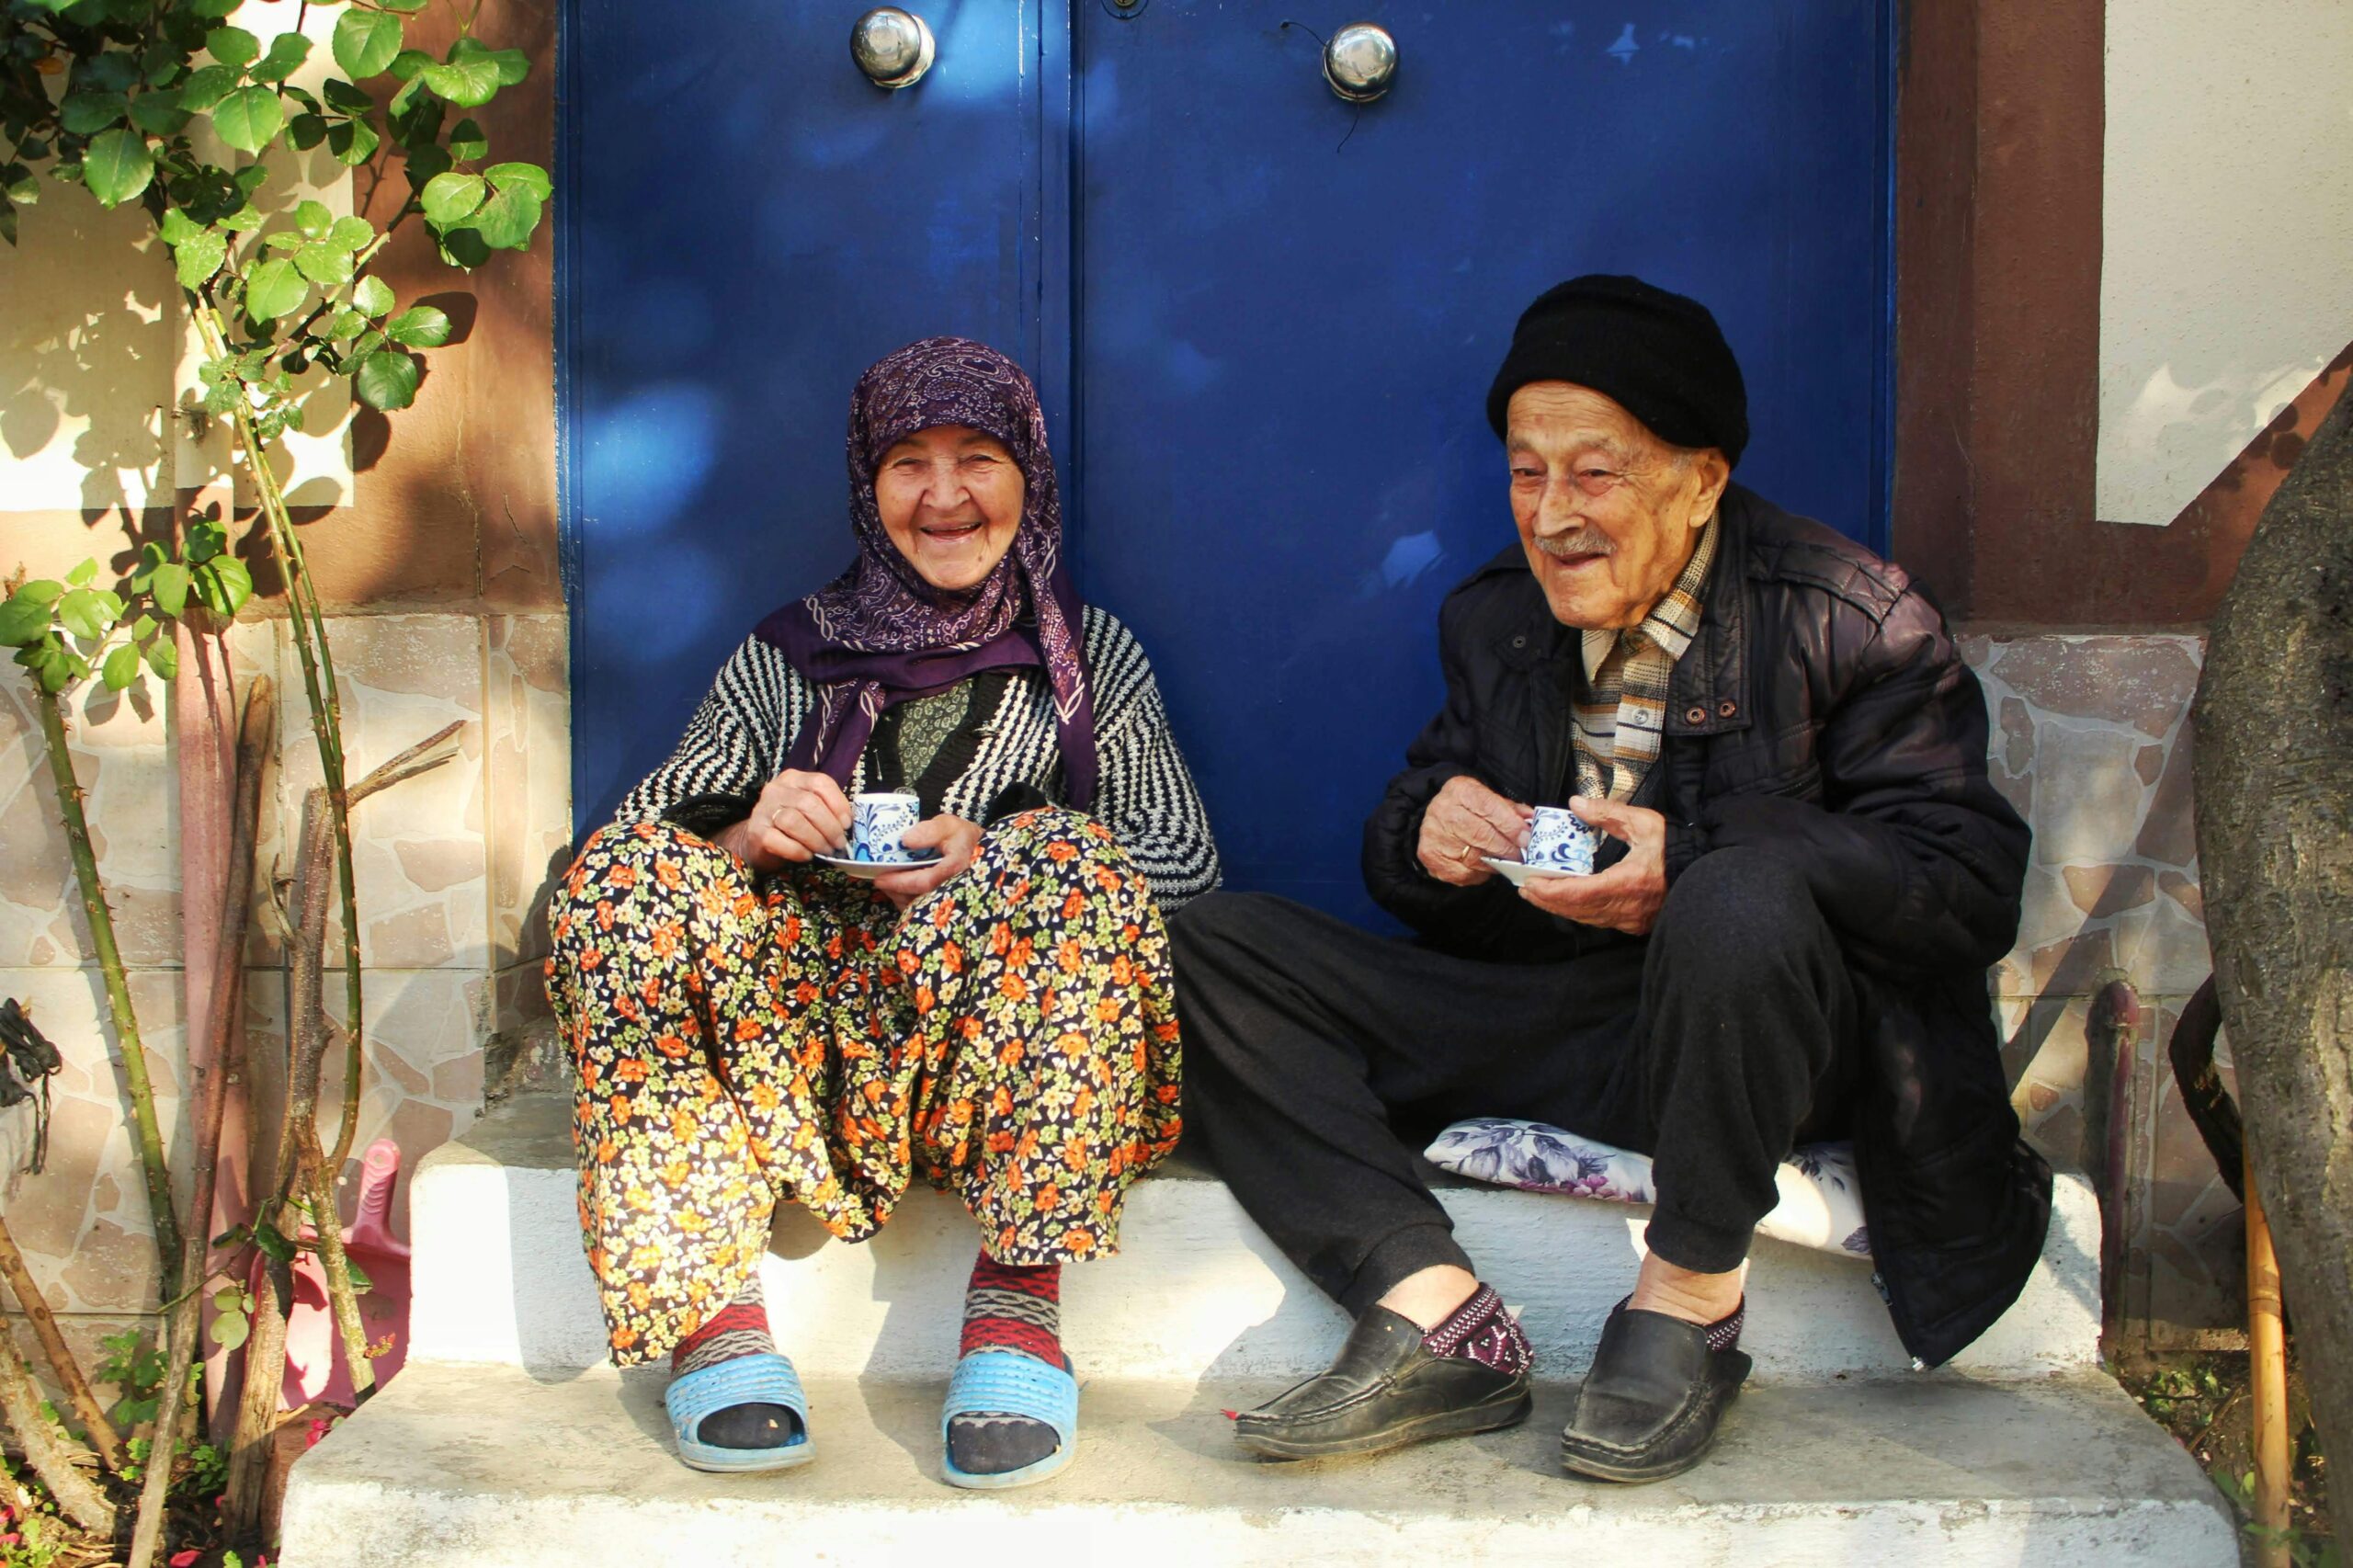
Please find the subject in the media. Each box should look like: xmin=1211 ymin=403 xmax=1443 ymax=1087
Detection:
xmin=95 ymin=1324 xmax=165 ymax=1431
xmin=0 ymin=1459 xmax=68 ymax=1568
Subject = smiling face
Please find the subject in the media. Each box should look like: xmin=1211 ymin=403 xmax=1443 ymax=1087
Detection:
xmin=1505 ymin=382 xmax=1732 ymax=631
xmin=872 ymin=424 xmax=1027 ymax=593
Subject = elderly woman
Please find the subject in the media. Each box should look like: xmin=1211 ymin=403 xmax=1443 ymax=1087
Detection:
xmin=545 ymin=338 xmax=1219 ymax=1489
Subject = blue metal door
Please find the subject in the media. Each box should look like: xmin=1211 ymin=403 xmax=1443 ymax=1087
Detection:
xmin=563 ymin=4 xmax=1891 ymax=922
xmin=1069 ymin=3 xmax=1890 ymax=921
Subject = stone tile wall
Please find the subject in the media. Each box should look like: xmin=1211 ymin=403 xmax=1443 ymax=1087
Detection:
xmin=0 ymin=610 xmax=567 ymax=1339
xmin=1963 ymin=632 xmax=2239 ymax=1346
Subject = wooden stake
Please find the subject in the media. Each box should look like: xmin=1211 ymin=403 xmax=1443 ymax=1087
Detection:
xmin=130 ymin=675 xmax=275 ymax=1568
xmin=0 ymin=1214 xmax=120 ymax=1471
xmin=2245 ymin=1149 xmax=2291 ymax=1568
xmin=0 ymin=1313 xmax=114 ymax=1534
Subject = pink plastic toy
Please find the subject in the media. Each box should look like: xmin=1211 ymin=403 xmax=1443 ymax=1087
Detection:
xmin=270 ymin=1138 xmax=413 ymax=1407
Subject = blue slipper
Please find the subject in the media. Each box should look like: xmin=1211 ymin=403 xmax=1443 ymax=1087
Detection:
xmin=939 ymin=1349 xmax=1079 ymax=1491
xmin=665 ymin=1352 xmax=815 ymax=1473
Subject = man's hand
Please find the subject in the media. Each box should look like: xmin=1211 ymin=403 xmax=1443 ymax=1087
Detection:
xmin=871 ymin=814 xmax=984 ymax=912
xmin=715 ymin=769 xmax=855 ymax=871
xmin=1517 ymin=796 xmax=1668 ymax=935
xmin=1416 ymin=776 xmax=1535 ymax=887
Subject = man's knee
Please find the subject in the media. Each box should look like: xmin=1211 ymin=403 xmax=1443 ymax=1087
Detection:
xmin=1652 ymin=846 xmax=1823 ymax=969
xmin=1169 ymin=891 xmax=1295 ymax=971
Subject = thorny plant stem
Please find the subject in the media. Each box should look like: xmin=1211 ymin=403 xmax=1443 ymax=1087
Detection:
xmin=190 ymin=301 xmax=370 ymax=1191
xmin=32 ymin=685 xmax=183 ymax=1293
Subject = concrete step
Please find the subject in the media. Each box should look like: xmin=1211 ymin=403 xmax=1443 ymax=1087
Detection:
xmin=278 ymin=1360 xmax=2234 ymax=1567
xmin=409 ymin=1096 xmax=2102 ymax=1384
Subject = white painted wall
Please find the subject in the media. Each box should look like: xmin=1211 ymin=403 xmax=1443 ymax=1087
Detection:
xmin=2098 ymin=0 xmax=2353 ymax=525
xmin=0 ymin=4 xmax=353 ymax=516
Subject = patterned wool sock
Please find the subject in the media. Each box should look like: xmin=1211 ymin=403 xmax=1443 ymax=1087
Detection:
xmin=670 ymin=1275 xmax=801 ymax=1449
xmin=1420 ymin=1282 xmax=1535 ymax=1377
xmin=948 ymin=1255 xmax=1066 ymax=1476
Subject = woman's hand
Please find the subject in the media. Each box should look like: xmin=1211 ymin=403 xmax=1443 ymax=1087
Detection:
xmin=872 ymin=814 xmax=984 ymax=912
xmin=1416 ymin=776 xmax=1535 ymax=886
xmin=716 ymin=770 xmax=855 ymax=871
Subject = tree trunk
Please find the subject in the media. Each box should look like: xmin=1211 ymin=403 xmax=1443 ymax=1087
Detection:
xmin=2193 ymin=386 xmax=2353 ymax=1544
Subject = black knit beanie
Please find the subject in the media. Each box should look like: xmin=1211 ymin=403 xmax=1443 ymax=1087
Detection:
xmin=1484 ymin=275 xmax=1748 ymax=464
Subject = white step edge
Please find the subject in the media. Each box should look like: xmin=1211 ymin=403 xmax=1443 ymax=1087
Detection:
xmin=409 ymin=1096 xmax=2102 ymax=1384
xmin=278 ymin=1362 xmax=2234 ymax=1568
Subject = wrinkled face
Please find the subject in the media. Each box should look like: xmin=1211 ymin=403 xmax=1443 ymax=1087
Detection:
xmin=873 ymin=424 xmax=1026 ymax=593
xmin=1506 ymin=382 xmax=1731 ymax=631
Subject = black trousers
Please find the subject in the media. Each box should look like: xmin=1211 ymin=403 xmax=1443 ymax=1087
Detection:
xmin=1170 ymin=847 xmax=1861 ymax=1316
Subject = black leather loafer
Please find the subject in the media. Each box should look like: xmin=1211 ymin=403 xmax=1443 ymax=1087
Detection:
xmin=1559 ymin=1304 xmax=1750 ymax=1483
xmin=1233 ymin=1307 xmax=1533 ymax=1460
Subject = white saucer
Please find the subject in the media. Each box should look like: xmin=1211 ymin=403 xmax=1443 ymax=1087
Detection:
xmin=1481 ymin=854 xmax=1592 ymax=887
xmin=812 ymin=851 xmax=940 ymax=881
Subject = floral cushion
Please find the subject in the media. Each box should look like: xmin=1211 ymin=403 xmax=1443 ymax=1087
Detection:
xmin=1424 ymin=1118 xmax=1872 ymax=1259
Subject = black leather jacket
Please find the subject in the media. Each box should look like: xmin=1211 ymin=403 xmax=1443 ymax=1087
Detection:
xmin=1362 ymin=483 xmax=2050 ymax=1368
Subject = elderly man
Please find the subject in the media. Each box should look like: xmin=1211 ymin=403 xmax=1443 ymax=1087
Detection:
xmin=1171 ymin=275 xmax=2051 ymax=1483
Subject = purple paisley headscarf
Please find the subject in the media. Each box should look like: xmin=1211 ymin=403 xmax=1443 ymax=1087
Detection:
xmin=753 ymin=337 xmax=1098 ymax=806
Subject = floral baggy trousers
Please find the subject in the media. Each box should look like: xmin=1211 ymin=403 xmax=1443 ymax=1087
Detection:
xmin=544 ymin=808 xmax=1183 ymax=1366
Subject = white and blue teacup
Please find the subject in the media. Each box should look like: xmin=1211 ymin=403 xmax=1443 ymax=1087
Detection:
xmin=850 ymin=791 xmax=923 ymax=863
xmin=1524 ymin=805 xmax=1597 ymax=875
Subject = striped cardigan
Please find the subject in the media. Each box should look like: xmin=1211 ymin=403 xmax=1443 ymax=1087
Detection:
xmin=614 ymin=606 xmax=1222 ymax=907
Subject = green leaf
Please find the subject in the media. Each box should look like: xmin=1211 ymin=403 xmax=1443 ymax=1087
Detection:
xmin=210 ymin=85 xmax=285 ymax=153
xmin=459 ymin=184 xmax=540 ymax=251
xmin=0 ymin=597 xmax=50 ymax=648
xmin=341 ymin=1256 xmax=374 ymax=1294
xmin=4 ymin=165 xmax=39 ymax=206
xmin=327 ymin=215 xmax=374 ymax=252
xmin=253 ymin=1221 xmax=297 ymax=1265
xmin=288 ymin=111 xmax=327 ymax=150
xmin=126 ymin=93 xmax=192 ymax=136
xmin=178 ymin=62 xmax=239 ymax=110
xmin=324 ymin=308 xmax=367 ymax=340
xmin=401 ymin=140 xmax=451 ymax=185
xmin=77 ymin=50 xmax=140 ymax=94
xmin=203 ymin=25 xmax=259 ymax=69
xmin=187 ymin=518 xmax=228 ymax=562
xmin=66 ymin=559 xmax=97 ymax=587
xmin=131 ymin=612 xmax=155 ymax=640
xmin=80 ymin=129 xmax=154 ymax=209
xmin=351 ymin=274 xmax=394 ymax=316
xmin=435 ymin=225 xmax=491 ymax=270
xmin=217 ymin=202 xmax=265 ymax=232
xmin=292 ymin=199 xmax=332 ymax=238
xmin=149 ymin=562 xmax=191 ymax=617
xmin=351 ymin=348 xmax=419 ymax=410
xmin=323 ymin=77 xmax=375 ymax=114
xmin=332 ymin=7 xmax=403 ymax=81
xmin=101 ymin=642 xmax=139 ymax=691
xmin=420 ymin=55 xmax=500 ymax=108
xmin=243 ymin=256 xmax=306 ymax=319
xmin=17 ymin=581 xmax=65 ymax=608
xmin=57 ymin=587 xmax=112 ymax=642
xmin=159 ymin=209 xmax=202 ymax=244
xmin=446 ymin=116 xmax=485 ymax=162
xmin=174 ymin=230 xmax=226 ymax=288
xmin=418 ymin=169 xmax=484 ymax=226
xmin=294 ymin=241 xmax=353 ymax=286
xmin=387 ymin=48 xmax=432 ymax=82
xmin=60 ymin=91 xmax=127 ymax=133
xmin=210 ymin=1312 xmax=248 ymax=1352
xmin=251 ymin=32 xmax=312 ymax=85
xmin=184 ymin=0 xmax=241 ymax=17
xmin=263 ymin=230 xmax=305 ymax=253
xmin=143 ymin=638 xmax=178 ymax=680
xmin=197 ymin=556 xmax=252 ymax=615
xmin=384 ymin=303 xmax=449 ymax=347
xmin=483 ymin=161 xmax=551 ymax=202
xmin=328 ymin=115 xmax=381 ymax=165
xmin=449 ymin=37 xmax=529 ymax=86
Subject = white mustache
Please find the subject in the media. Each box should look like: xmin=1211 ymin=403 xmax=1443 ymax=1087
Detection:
xmin=1533 ymin=529 xmax=1614 ymax=560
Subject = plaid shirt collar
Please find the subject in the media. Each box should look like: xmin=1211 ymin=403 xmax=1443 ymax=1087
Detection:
xmin=1573 ymin=517 xmax=1720 ymax=801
